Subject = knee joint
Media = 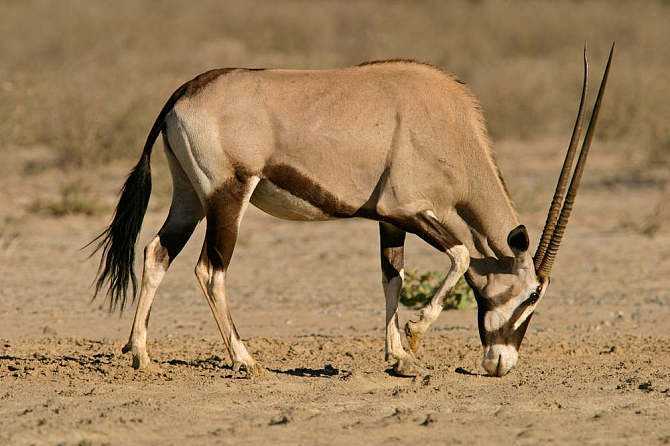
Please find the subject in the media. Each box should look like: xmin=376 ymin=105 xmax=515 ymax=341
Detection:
xmin=144 ymin=238 xmax=168 ymax=270
xmin=194 ymin=260 xmax=210 ymax=282
xmin=448 ymin=245 xmax=470 ymax=274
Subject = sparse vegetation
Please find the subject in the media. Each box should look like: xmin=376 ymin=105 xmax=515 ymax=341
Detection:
xmin=400 ymin=269 xmax=474 ymax=310
xmin=0 ymin=217 xmax=20 ymax=258
xmin=640 ymin=185 xmax=670 ymax=237
xmin=1 ymin=1 xmax=668 ymax=168
xmin=29 ymin=183 xmax=103 ymax=217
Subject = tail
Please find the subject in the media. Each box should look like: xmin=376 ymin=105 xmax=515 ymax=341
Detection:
xmin=88 ymin=134 xmax=155 ymax=312
xmin=88 ymin=84 xmax=186 ymax=312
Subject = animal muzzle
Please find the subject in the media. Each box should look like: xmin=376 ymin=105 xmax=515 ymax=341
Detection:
xmin=482 ymin=344 xmax=518 ymax=377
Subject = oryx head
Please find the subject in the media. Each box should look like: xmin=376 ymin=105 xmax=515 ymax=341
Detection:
xmin=472 ymin=44 xmax=614 ymax=376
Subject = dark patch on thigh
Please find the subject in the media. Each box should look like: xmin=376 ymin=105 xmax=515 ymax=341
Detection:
xmin=204 ymin=177 xmax=250 ymax=269
xmin=158 ymin=223 xmax=199 ymax=261
xmin=263 ymin=164 xmax=358 ymax=218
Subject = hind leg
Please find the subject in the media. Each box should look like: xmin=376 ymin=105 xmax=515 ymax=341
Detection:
xmin=195 ymin=175 xmax=261 ymax=376
xmin=123 ymin=147 xmax=203 ymax=369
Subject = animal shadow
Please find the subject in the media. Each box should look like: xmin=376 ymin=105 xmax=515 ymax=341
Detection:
xmin=455 ymin=366 xmax=482 ymax=376
xmin=271 ymin=364 xmax=341 ymax=378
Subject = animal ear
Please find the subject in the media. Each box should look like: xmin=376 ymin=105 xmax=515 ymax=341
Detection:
xmin=507 ymin=225 xmax=529 ymax=255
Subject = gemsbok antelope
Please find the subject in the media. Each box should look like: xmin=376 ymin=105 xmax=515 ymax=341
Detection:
xmin=91 ymin=44 xmax=613 ymax=377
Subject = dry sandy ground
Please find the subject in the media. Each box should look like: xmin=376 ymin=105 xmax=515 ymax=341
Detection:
xmin=1 ymin=139 xmax=669 ymax=445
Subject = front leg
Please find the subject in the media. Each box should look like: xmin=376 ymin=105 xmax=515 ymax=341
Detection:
xmin=405 ymin=247 xmax=470 ymax=354
xmin=379 ymin=222 xmax=425 ymax=377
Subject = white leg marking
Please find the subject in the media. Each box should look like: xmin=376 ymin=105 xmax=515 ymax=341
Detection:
xmin=383 ymin=273 xmax=407 ymax=361
xmin=125 ymin=236 xmax=169 ymax=369
xmin=195 ymin=261 xmax=257 ymax=368
xmin=406 ymin=245 xmax=470 ymax=351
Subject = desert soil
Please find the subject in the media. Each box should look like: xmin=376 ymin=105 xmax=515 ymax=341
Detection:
xmin=1 ymin=139 xmax=669 ymax=445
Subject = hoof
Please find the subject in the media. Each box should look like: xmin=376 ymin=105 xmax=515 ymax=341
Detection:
xmin=393 ymin=357 xmax=428 ymax=378
xmin=131 ymin=352 xmax=151 ymax=370
xmin=405 ymin=320 xmax=423 ymax=354
xmin=121 ymin=342 xmax=131 ymax=354
xmin=233 ymin=361 xmax=266 ymax=378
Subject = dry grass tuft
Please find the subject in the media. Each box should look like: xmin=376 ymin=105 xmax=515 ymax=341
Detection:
xmin=0 ymin=217 xmax=20 ymax=258
xmin=29 ymin=183 xmax=104 ymax=217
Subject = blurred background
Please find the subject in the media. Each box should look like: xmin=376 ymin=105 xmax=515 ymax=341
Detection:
xmin=1 ymin=0 xmax=668 ymax=168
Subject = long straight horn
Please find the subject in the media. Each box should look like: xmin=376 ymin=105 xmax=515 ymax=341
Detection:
xmin=534 ymin=45 xmax=589 ymax=270
xmin=537 ymin=43 xmax=615 ymax=278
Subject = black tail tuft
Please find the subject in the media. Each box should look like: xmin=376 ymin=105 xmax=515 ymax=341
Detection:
xmin=88 ymin=153 xmax=152 ymax=312
xmin=87 ymin=73 xmax=191 ymax=312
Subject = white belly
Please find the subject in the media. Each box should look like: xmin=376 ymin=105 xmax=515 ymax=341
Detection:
xmin=250 ymin=179 xmax=334 ymax=221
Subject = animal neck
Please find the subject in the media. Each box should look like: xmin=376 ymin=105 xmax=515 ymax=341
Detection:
xmin=455 ymin=161 xmax=522 ymax=289
xmin=461 ymin=164 xmax=519 ymax=258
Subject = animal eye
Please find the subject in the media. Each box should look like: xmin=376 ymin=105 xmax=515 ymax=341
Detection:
xmin=528 ymin=292 xmax=540 ymax=304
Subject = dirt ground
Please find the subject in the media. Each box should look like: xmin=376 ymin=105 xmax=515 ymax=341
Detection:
xmin=1 ymin=137 xmax=669 ymax=445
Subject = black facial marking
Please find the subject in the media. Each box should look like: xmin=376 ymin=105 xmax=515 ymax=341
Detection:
xmin=476 ymin=286 xmax=540 ymax=351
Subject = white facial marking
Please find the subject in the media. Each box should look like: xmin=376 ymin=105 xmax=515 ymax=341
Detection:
xmin=484 ymin=283 xmax=542 ymax=332
xmin=483 ymin=294 xmax=524 ymax=331
xmin=482 ymin=344 xmax=518 ymax=376
xmin=513 ymin=304 xmax=537 ymax=331
xmin=484 ymin=310 xmax=505 ymax=332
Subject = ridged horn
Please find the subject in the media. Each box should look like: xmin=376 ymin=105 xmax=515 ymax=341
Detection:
xmin=534 ymin=45 xmax=589 ymax=270
xmin=537 ymin=43 xmax=615 ymax=278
